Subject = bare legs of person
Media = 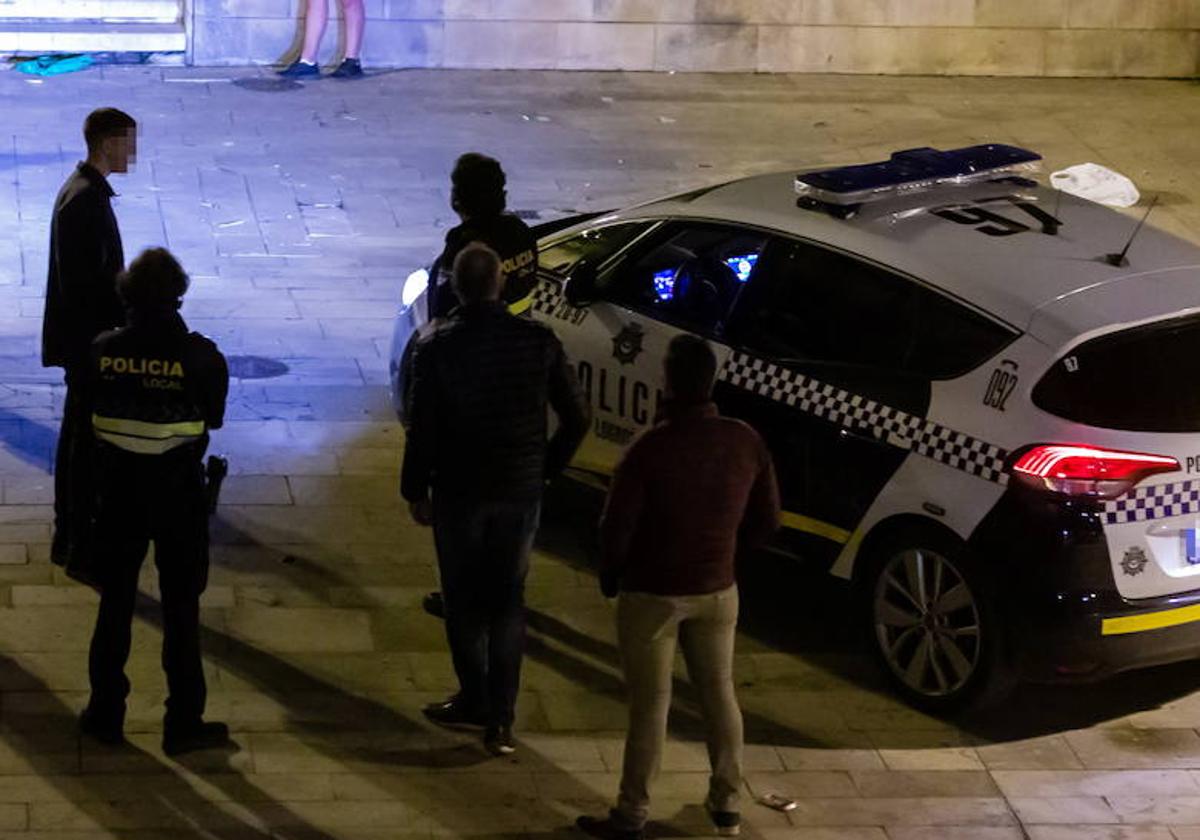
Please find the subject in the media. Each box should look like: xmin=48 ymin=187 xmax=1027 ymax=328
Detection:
xmin=279 ymin=0 xmax=365 ymax=79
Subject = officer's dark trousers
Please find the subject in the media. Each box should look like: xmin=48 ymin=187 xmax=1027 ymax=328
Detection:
xmin=433 ymin=498 xmax=540 ymax=728
xmin=86 ymin=444 xmax=210 ymax=731
xmin=51 ymin=370 xmax=95 ymax=568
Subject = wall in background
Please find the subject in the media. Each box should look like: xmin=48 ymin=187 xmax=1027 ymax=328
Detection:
xmin=190 ymin=0 xmax=1200 ymax=76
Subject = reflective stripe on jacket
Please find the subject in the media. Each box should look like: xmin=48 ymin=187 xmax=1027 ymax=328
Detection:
xmin=89 ymin=311 xmax=229 ymax=457
xmin=92 ymin=413 xmax=206 ymax=455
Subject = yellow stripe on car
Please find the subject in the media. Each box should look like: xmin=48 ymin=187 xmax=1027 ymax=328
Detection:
xmin=1101 ymin=603 xmax=1200 ymax=636
xmin=779 ymin=511 xmax=852 ymax=544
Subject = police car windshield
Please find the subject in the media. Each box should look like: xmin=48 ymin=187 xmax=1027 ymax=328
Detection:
xmin=538 ymin=222 xmax=653 ymax=275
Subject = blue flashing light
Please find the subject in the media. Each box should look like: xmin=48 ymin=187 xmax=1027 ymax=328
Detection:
xmin=795 ymin=144 xmax=1042 ymax=207
xmin=723 ymin=253 xmax=758 ymax=283
xmin=652 ymin=268 xmax=676 ymax=302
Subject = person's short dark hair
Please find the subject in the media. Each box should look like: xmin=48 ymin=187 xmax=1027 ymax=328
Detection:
xmin=84 ymin=108 xmax=136 ymax=153
xmin=451 ymin=153 xmax=506 ymax=218
xmin=451 ymin=242 xmax=503 ymax=305
xmin=117 ymin=248 xmax=189 ymax=313
xmin=665 ymin=335 xmax=718 ymax=403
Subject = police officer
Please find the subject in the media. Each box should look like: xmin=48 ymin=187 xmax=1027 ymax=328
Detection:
xmin=80 ymin=248 xmax=231 ymax=757
xmin=427 ymin=152 xmax=539 ymax=319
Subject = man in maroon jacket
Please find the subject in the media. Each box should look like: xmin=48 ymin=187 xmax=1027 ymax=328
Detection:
xmin=578 ymin=335 xmax=780 ymax=840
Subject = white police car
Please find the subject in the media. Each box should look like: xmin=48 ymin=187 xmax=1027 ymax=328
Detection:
xmin=391 ymin=145 xmax=1200 ymax=710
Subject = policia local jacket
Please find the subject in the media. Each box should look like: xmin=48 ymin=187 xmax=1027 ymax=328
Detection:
xmin=428 ymin=214 xmax=538 ymax=319
xmin=43 ymin=163 xmax=125 ymax=371
xmin=89 ymin=312 xmax=229 ymax=456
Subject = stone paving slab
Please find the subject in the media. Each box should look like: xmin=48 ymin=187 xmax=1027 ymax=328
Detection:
xmin=2 ymin=65 xmax=1200 ymax=838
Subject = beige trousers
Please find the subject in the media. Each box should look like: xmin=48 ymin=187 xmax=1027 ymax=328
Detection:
xmin=613 ymin=585 xmax=743 ymax=829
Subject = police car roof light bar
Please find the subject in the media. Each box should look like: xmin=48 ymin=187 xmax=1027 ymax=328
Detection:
xmin=794 ymin=144 xmax=1042 ymax=207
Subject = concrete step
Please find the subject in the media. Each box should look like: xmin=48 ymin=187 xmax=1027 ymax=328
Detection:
xmin=0 ymin=21 xmax=184 ymax=53
xmin=0 ymin=0 xmax=179 ymax=22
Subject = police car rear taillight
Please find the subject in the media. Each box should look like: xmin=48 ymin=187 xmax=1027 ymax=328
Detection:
xmin=1010 ymin=444 xmax=1179 ymax=500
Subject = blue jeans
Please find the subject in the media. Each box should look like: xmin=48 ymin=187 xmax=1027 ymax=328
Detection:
xmin=433 ymin=498 xmax=540 ymax=728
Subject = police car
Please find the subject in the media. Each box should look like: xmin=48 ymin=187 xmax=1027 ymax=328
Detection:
xmin=391 ymin=145 xmax=1200 ymax=710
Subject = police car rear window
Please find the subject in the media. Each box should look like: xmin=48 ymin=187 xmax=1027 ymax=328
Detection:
xmin=1033 ymin=313 xmax=1200 ymax=432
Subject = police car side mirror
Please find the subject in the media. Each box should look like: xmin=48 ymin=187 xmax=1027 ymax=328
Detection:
xmin=564 ymin=260 xmax=598 ymax=308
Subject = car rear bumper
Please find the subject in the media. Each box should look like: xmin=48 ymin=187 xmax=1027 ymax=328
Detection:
xmin=1013 ymin=589 xmax=1200 ymax=682
xmin=972 ymin=486 xmax=1200 ymax=683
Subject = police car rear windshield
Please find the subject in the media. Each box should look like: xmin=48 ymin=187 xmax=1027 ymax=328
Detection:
xmin=1034 ymin=313 xmax=1200 ymax=433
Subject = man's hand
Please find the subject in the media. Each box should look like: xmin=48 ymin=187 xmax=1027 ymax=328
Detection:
xmin=600 ymin=570 xmax=620 ymax=599
xmin=409 ymin=498 xmax=434 ymax=527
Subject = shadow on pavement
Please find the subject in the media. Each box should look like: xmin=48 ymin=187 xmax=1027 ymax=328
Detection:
xmin=190 ymin=525 xmax=680 ymax=836
xmin=0 ymin=653 xmax=337 ymax=840
xmin=0 ymin=407 xmax=58 ymax=470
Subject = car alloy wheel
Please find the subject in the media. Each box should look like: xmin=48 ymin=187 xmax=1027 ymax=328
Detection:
xmin=873 ymin=547 xmax=982 ymax=698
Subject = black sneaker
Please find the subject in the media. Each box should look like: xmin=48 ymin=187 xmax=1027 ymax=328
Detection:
xmin=422 ymin=696 xmax=487 ymax=728
xmin=330 ymin=58 xmax=363 ymax=78
xmin=575 ymin=815 xmax=643 ymax=840
xmin=706 ymin=805 xmax=740 ymax=837
xmin=484 ymin=725 xmax=516 ymax=756
xmin=422 ymin=591 xmax=445 ymax=619
xmin=162 ymin=721 xmax=231 ymax=757
xmin=277 ymin=60 xmax=319 ymax=78
xmin=79 ymin=708 xmax=124 ymax=746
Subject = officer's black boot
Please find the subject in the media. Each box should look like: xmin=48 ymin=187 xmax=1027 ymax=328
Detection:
xmin=163 ymin=720 xmax=230 ymax=757
xmin=79 ymin=707 xmax=125 ymax=746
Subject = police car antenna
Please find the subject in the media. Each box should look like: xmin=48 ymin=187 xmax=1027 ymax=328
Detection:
xmin=1105 ymin=194 xmax=1158 ymax=268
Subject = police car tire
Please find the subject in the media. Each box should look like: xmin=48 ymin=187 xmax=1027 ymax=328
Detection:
xmin=862 ymin=526 xmax=1014 ymax=715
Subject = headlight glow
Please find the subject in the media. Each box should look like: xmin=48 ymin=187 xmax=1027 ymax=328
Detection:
xmin=401 ymin=267 xmax=429 ymax=307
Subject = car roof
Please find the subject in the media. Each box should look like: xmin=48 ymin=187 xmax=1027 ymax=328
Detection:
xmin=614 ymin=171 xmax=1200 ymax=347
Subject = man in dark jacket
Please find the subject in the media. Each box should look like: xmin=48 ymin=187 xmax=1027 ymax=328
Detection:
xmin=402 ymin=243 xmax=589 ymax=756
xmin=427 ymin=153 xmax=539 ymax=319
xmin=417 ymin=153 xmax=541 ymax=621
xmin=578 ymin=335 xmax=780 ymax=840
xmin=42 ymin=107 xmax=136 ymax=578
xmin=80 ymin=248 xmax=231 ymax=757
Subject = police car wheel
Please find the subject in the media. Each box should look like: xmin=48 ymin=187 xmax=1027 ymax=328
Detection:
xmin=866 ymin=531 xmax=1011 ymax=713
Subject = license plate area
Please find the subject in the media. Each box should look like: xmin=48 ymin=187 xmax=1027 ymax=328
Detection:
xmin=1185 ymin=529 xmax=1200 ymax=565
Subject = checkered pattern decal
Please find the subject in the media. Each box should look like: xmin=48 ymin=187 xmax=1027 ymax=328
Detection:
xmin=1104 ymin=480 xmax=1200 ymax=525
xmin=720 ymin=351 xmax=1010 ymax=484
xmin=530 ymin=279 xmax=562 ymax=315
xmin=532 ymin=271 xmax=1012 ymax=486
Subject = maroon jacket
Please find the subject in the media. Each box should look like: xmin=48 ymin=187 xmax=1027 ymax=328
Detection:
xmin=600 ymin=402 xmax=781 ymax=596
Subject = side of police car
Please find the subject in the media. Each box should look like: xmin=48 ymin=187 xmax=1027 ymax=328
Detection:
xmin=392 ymin=146 xmax=1200 ymax=710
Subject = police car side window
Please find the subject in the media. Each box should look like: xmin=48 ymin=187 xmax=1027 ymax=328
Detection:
xmin=604 ymin=223 xmax=769 ymax=336
xmin=538 ymin=222 xmax=654 ymax=275
xmin=737 ymin=241 xmax=918 ymax=370
xmin=907 ymin=292 xmax=1016 ymax=379
xmin=736 ymin=240 xmax=1015 ymax=378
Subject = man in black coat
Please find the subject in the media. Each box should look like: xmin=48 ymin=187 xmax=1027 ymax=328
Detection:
xmin=81 ymin=248 xmax=231 ymax=757
xmin=402 ymin=243 xmax=589 ymax=756
xmin=42 ymin=107 xmax=137 ymax=579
